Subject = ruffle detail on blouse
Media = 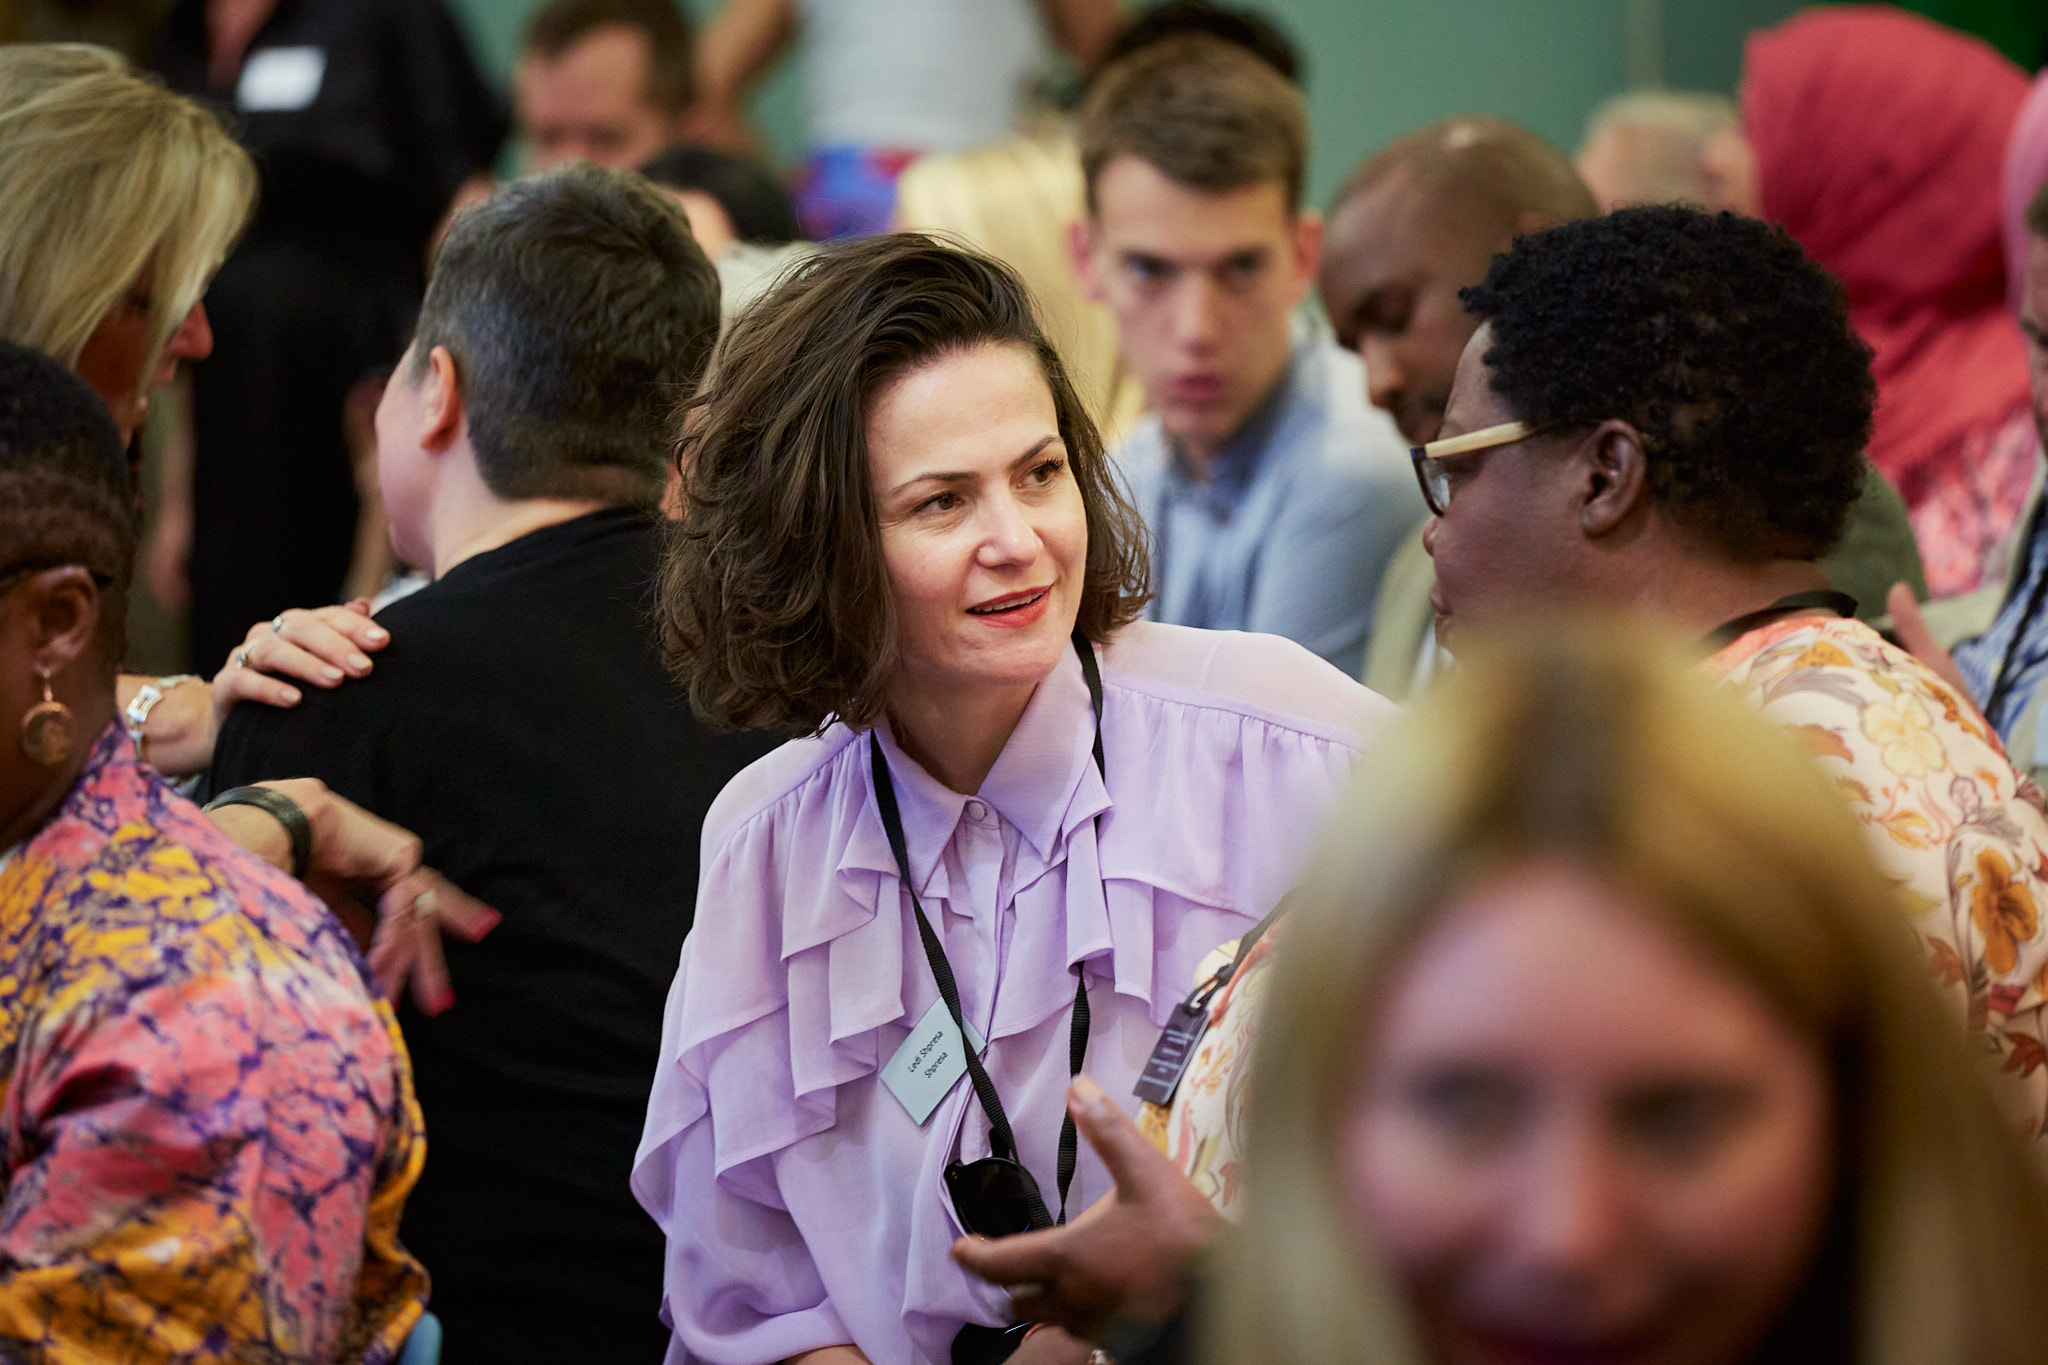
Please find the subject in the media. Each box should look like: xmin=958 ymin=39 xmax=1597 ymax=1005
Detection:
xmin=633 ymin=625 xmax=1382 ymax=1207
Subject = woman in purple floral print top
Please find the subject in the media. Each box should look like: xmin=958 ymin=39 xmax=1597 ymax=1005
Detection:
xmin=0 ymin=341 xmax=427 ymax=1363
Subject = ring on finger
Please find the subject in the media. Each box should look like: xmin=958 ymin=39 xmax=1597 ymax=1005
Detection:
xmin=410 ymin=888 xmax=438 ymax=925
xmin=270 ymin=614 xmax=286 ymax=636
xmin=235 ymin=646 xmax=251 ymax=669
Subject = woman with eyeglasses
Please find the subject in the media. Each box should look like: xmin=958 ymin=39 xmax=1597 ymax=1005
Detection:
xmin=634 ymin=235 xmax=1393 ymax=1365
xmin=0 ymin=340 xmax=433 ymax=1362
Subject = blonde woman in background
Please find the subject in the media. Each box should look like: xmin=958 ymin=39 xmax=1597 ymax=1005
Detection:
xmin=894 ymin=136 xmax=1145 ymax=446
xmin=1215 ymin=621 xmax=2048 ymax=1365
xmin=0 ymin=43 xmax=390 ymax=778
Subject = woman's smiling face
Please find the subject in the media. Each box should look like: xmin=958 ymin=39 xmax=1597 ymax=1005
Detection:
xmin=868 ymin=342 xmax=1088 ymax=704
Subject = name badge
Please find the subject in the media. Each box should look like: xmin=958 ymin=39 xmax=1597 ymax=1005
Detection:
xmin=238 ymin=47 xmax=326 ymax=112
xmin=1133 ymin=1000 xmax=1209 ymax=1107
xmin=882 ymin=997 xmax=985 ymax=1126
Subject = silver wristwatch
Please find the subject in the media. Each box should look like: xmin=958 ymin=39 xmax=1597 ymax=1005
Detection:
xmin=124 ymin=674 xmax=202 ymax=762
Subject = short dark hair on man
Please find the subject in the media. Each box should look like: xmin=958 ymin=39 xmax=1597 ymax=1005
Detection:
xmin=660 ymin=234 xmax=1151 ymax=736
xmin=523 ymin=0 xmax=694 ymax=112
xmin=410 ymin=163 xmax=719 ymax=505
xmin=1101 ymin=1 xmax=1303 ymax=88
xmin=1460 ymin=206 xmax=1874 ymax=563
xmin=640 ymin=143 xmax=802 ymax=244
xmin=1079 ymin=34 xmax=1307 ymax=213
xmin=0 ymin=339 xmax=137 ymax=657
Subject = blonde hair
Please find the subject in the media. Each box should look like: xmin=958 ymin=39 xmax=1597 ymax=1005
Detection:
xmin=893 ymin=136 xmax=1144 ymax=445
xmin=1213 ymin=617 xmax=2048 ymax=1365
xmin=0 ymin=44 xmax=255 ymax=378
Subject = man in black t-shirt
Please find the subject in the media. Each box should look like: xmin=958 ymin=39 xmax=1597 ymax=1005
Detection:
xmin=211 ymin=166 xmax=777 ymax=1365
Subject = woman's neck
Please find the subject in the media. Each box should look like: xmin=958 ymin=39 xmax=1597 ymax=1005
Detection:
xmin=886 ymin=678 xmax=1038 ymax=796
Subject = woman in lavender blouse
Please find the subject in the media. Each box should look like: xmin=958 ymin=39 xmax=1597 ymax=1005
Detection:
xmin=634 ymin=236 xmax=1394 ymax=1365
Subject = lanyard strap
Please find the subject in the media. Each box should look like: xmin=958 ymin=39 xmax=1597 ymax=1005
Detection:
xmin=1701 ymin=589 xmax=1859 ymax=654
xmin=868 ymin=631 xmax=1106 ymax=1228
xmin=1185 ymin=894 xmax=1291 ymax=1016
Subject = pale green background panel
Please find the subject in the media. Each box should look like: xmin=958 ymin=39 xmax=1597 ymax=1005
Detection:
xmin=447 ymin=0 xmax=1803 ymax=208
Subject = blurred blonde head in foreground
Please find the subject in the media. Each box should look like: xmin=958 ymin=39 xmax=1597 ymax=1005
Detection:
xmin=894 ymin=136 xmax=1144 ymax=446
xmin=1214 ymin=618 xmax=2048 ymax=1365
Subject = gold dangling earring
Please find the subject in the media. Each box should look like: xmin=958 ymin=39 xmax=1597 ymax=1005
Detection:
xmin=20 ymin=668 xmax=74 ymax=767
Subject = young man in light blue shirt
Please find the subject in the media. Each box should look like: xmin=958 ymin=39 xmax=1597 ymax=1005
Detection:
xmin=1070 ymin=34 xmax=1417 ymax=677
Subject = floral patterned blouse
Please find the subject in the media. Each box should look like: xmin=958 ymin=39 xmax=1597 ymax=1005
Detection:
xmin=1706 ymin=615 xmax=2048 ymax=1141
xmin=1148 ymin=613 xmax=2048 ymax=1207
xmin=1138 ymin=928 xmax=1282 ymax=1220
xmin=0 ymin=727 xmax=428 ymax=1363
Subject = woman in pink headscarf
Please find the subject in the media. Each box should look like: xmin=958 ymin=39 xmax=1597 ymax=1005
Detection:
xmin=1743 ymin=5 xmax=2034 ymax=597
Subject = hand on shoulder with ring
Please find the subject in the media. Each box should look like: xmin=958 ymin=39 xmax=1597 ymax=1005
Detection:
xmin=211 ymin=598 xmax=390 ymax=730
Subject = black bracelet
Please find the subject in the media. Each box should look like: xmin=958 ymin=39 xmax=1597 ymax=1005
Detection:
xmin=205 ymin=785 xmax=313 ymax=881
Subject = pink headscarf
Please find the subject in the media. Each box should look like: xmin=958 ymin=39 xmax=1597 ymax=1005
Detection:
xmin=1744 ymin=6 xmax=2031 ymax=495
xmin=2005 ymin=71 xmax=2048 ymax=315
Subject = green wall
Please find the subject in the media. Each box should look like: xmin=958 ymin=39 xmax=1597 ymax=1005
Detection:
xmin=1898 ymin=0 xmax=2048 ymax=68
xmin=448 ymin=0 xmax=1809 ymax=209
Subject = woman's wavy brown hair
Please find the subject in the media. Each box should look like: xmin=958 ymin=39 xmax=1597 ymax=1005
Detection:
xmin=659 ymin=233 xmax=1151 ymax=735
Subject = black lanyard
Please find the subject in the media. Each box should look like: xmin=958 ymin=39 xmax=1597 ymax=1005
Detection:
xmin=1701 ymin=590 xmax=1859 ymax=653
xmin=1185 ymin=897 xmax=1287 ymax=1016
xmin=867 ymin=631 xmax=1105 ymax=1229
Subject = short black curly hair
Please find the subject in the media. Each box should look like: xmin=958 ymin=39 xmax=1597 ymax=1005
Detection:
xmin=1459 ymin=206 xmax=1875 ymax=562
xmin=0 ymin=339 xmax=136 ymax=662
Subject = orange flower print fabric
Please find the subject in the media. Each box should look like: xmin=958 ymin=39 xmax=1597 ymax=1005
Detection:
xmin=0 ymin=728 xmax=428 ymax=1363
xmin=1142 ymin=927 xmax=1284 ymax=1219
xmin=1707 ymin=616 xmax=2048 ymax=1140
xmin=1973 ymin=848 xmax=2040 ymax=977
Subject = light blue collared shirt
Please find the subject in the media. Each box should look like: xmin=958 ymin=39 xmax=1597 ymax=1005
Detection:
xmin=1114 ymin=325 xmax=1423 ymax=677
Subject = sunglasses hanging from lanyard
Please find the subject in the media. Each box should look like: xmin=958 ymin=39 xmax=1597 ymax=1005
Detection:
xmin=868 ymin=629 xmax=1105 ymax=1240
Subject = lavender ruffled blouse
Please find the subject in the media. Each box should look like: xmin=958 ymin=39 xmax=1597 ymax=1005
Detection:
xmin=632 ymin=622 xmax=1394 ymax=1364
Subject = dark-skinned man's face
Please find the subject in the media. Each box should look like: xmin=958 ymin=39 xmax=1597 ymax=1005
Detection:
xmin=1319 ymin=166 xmax=1504 ymax=446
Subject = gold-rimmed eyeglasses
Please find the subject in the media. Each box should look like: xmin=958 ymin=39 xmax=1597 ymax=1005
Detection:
xmin=1408 ymin=421 xmax=1546 ymax=517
